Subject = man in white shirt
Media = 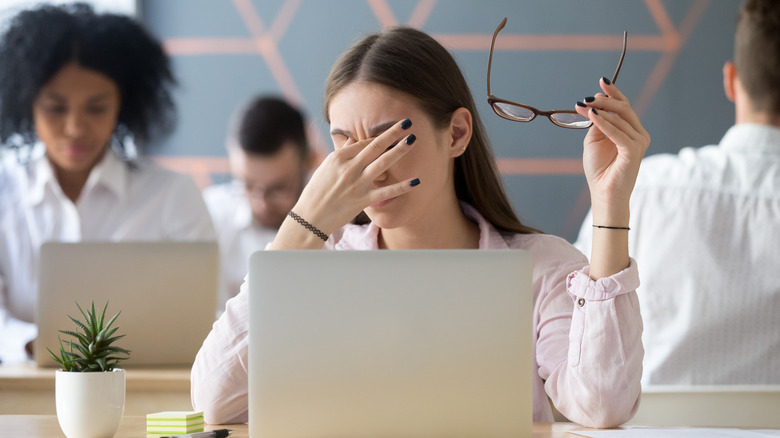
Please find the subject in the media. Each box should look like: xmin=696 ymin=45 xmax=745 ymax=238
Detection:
xmin=575 ymin=0 xmax=780 ymax=385
xmin=203 ymin=97 xmax=311 ymax=312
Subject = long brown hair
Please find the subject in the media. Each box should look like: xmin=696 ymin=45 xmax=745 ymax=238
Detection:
xmin=324 ymin=27 xmax=538 ymax=234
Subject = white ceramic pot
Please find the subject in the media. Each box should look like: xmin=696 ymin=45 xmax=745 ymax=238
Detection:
xmin=55 ymin=368 xmax=126 ymax=438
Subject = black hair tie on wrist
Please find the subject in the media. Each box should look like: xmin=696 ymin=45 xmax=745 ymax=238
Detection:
xmin=288 ymin=211 xmax=329 ymax=241
xmin=592 ymin=225 xmax=630 ymax=230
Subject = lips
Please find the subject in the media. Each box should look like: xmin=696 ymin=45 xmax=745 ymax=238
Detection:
xmin=369 ymin=196 xmax=397 ymax=209
xmin=62 ymin=143 xmax=94 ymax=160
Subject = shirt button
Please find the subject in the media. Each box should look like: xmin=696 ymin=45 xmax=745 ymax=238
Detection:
xmin=577 ymin=298 xmax=585 ymax=307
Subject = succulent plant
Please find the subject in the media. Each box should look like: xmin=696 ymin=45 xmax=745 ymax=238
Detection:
xmin=47 ymin=301 xmax=131 ymax=372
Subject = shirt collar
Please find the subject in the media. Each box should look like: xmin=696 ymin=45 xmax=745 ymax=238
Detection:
xmin=459 ymin=202 xmax=512 ymax=250
xmin=720 ymin=123 xmax=780 ymax=155
xmin=333 ymin=202 xmax=511 ymax=250
xmin=28 ymin=149 xmax=128 ymax=206
xmin=28 ymin=151 xmax=56 ymax=206
xmin=80 ymin=150 xmax=128 ymax=203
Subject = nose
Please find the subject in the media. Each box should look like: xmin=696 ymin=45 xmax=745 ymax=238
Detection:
xmin=64 ymin=111 xmax=86 ymax=138
xmin=248 ymin=191 xmax=270 ymax=210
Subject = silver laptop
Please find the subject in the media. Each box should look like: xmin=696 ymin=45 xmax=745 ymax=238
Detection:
xmin=248 ymin=250 xmax=534 ymax=438
xmin=36 ymin=241 xmax=219 ymax=368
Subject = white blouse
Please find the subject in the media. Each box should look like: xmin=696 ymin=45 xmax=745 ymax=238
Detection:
xmin=0 ymin=149 xmax=216 ymax=363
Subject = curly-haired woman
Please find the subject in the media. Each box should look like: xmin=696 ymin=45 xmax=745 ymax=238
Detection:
xmin=0 ymin=3 xmax=215 ymax=363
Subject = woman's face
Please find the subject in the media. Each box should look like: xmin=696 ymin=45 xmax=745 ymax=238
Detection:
xmin=328 ymin=82 xmax=458 ymax=230
xmin=33 ymin=63 xmax=121 ymax=177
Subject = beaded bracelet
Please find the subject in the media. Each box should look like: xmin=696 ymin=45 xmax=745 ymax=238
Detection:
xmin=592 ymin=225 xmax=630 ymax=230
xmin=288 ymin=211 xmax=329 ymax=241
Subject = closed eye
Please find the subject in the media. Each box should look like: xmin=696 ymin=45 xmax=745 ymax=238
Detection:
xmin=331 ymin=133 xmax=351 ymax=149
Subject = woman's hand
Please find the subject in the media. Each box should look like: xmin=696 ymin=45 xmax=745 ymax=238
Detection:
xmin=271 ymin=118 xmax=420 ymax=249
xmin=576 ymin=78 xmax=650 ymax=227
xmin=575 ymin=78 xmax=650 ymax=279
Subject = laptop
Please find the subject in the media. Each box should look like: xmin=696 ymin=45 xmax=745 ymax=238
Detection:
xmin=248 ymin=250 xmax=534 ymax=438
xmin=36 ymin=241 xmax=219 ymax=368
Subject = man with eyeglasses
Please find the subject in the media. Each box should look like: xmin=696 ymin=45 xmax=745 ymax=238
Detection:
xmin=203 ymin=96 xmax=312 ymax=313
xmin=576 ymin=0 xmax=780 ymax=385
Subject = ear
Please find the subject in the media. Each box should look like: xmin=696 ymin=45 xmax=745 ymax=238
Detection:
xmin=723 ymin=61 xmax=737 ymax=103
xmin=448 ymin=107 xmax=473 ymax=158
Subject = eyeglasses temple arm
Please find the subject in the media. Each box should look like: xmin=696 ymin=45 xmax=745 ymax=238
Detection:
xmin=611 ymin=31 xmax=627 ymax=84
xmin=487 ymin=17 xmax=508 ymax=96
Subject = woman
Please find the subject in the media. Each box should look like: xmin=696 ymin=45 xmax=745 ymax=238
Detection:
xmin=0 ymin=4 xmax=215 ymax=363
xmin=191 ymin=27 xmax=649 ymax=428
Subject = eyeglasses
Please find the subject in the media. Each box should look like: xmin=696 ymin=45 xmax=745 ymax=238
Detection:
xmin=486 ymin=17 xmax=627 ymax=129
xmin=239 ymin=175 xmax=304 ymax=204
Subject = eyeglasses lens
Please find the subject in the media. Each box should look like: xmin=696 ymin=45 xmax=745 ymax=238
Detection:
xmin=550 ymin=113 xmax=591 ymax=128
xmin=492 ymin=102 xmax=535 ymax=121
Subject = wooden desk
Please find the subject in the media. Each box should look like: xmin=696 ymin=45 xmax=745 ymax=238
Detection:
xmin=0 ymin=363 xmax=192 ymax=415
xmin=1 ymin=416 xmax=584 ymax=437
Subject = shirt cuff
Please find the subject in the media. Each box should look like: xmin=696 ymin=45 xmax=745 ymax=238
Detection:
xmin=566 ymin=258 xmax=639 ymax=301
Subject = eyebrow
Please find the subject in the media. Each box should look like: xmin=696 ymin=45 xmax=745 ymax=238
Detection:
xmin=330 ymin=121 xmax=397 ymax=139
xmin=40 ymin=91 xmax=114 ymax=103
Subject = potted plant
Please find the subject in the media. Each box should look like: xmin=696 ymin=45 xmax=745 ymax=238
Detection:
xmin=48 ymin=301 xmax=131 ymax=438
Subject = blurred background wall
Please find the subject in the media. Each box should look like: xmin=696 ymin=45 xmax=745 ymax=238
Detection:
xmin=139 ymin=0 xmax=738 ymax=242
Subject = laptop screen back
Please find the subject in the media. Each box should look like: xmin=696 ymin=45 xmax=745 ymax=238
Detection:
xmin=248 ymin=249 xmax=533 ymax=438
xmin=36 ymin=241 xmax=218 ymax=368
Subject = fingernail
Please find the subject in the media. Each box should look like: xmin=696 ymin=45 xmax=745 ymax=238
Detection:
xmin=602 ymin=77 xmax=612 ymax=86
xmin=401 ymin=119 xmax=412 ymax=130
xmin=405 ymin=134 xmax=416 ymax=145
xmin=576 ymin=101 xmax=587 ymax=108
xmin=591 ymin=108 xmax=599 ymax=115
xmin=410 ymin=178 xmax=421 ymax=187
xmin=584 ymin=96 xmax=596 ymax=103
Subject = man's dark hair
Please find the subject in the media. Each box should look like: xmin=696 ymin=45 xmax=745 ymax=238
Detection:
xmin=229 ymin=96 xmax=308 ymax=157
xmin=0 ymin=2 xmax=176 ymax=151
xmin=735 ymin=0 xmax=780 ymax=115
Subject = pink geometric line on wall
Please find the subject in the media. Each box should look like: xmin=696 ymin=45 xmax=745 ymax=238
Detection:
xmin=232 ymin=0 xmax=266 ymax=35
xmin=159 ymin=0 xmax=710 ymax=189
xmin=645 ymin=0 xmax=680 ymax=46
xmin=161 ymin=0 xmax=328 ymax=188
xmin=435 ymin=34 xmax=666 ymax=52
xmin=407 ymin=0 xmax=437 ymax=29
xmin=562 ymin=0 xmax=711 ymax=238
xmin=496 ymin=158 xmax=583 ymax=175
xmin=367 ymin=0 xmax=441 ymax=30
xmin=634 ymin=0 xmax=711 ymax=116
xmin=233 ymin=0 xmax=326 ymax=157
xmin=368 ymin=0 xmax=437 ymax=29
xmin=269 ymin=0 xmax=302 ymax=42
xmin=151 ymin=156 xmax=230 ymax=189
xmin=163 ymin=38 xmax=258 ymax=54
xmin=367 ymin=0 xmax=398 ymax=27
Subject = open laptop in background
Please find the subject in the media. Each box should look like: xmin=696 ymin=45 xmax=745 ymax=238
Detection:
xmin=36 ymin=241 xmax=219 ymax=368
xmin=248 ymin=250 xmax=534 ymax=438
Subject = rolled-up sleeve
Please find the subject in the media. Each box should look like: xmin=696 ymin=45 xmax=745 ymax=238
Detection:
xmin=191 ymin=281 xmax=251 ymax=424
xmin=538 ymin=258 xmax=643 ymax=428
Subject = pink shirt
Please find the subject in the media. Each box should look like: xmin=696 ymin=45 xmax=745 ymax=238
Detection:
xmin=191 ymin=204 xmax=642 ymax=428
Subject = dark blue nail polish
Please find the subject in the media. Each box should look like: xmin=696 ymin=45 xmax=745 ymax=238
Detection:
xmin=405 ymin=134 xmax=416 ymax=145
xmin=602 ymin=76 xmax=612 ymax=86
xmin=410 ymin=178 xmax=421 ymax=187
xmin=591 ymin=108 xmax=599 ymax=115
xmin=584 ymin=96 xmax=595 ymax=103
xmin=401 ymin=119 xmax=412 ymax=130
xmin=576 ymin=101 xmax=587 ymax=108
